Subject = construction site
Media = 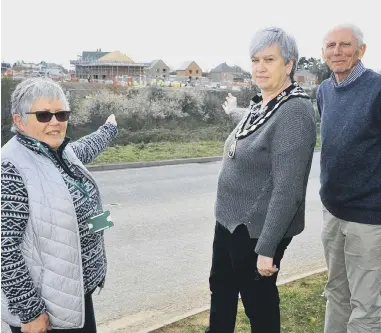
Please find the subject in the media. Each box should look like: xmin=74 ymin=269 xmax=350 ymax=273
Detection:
xmin=70 ymin=50 xmax=149 ymax=83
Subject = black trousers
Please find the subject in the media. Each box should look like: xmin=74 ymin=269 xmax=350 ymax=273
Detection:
xmin=206 ymin=222 xmax=292 ymax=333
xmin=10 ymin=291 xmax=97 ymax=333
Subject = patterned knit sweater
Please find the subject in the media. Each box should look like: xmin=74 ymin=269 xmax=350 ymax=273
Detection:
xmin=1 ymin=123 xmax=117 ymax=323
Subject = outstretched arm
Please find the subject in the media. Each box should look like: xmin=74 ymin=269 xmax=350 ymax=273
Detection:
xmin=222 ymin=93 xmax=249 ymax=124
xmin=70 ymin=115 xmax=118 ymax=165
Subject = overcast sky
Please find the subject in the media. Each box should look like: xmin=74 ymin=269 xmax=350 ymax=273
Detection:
xmin=1 ymin=0 xmax=380 ymax=72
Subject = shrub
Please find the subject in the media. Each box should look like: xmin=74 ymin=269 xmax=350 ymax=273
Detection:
xmin=3 ymin=79 xmax=319 ymax=147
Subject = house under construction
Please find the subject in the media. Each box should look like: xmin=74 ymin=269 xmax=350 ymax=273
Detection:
xmin=70 ymin=49 xmax=149 ymax=81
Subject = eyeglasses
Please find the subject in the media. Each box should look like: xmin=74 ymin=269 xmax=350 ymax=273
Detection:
xmin=26 ymin=111 xmax=71 ymax=123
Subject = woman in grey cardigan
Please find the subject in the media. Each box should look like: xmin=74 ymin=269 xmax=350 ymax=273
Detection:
xmin=1 ymin=77 xmax=117 ymax=333
xmin=205 ymin=27 xmax=316 ymax=333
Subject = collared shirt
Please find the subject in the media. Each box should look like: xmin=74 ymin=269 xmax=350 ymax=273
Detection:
xmin=331 ymin=61 xmax=366 ymax=87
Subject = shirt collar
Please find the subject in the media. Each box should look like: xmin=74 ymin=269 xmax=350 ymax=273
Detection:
xmin=331 ymin=61 xmax=366 ymax=87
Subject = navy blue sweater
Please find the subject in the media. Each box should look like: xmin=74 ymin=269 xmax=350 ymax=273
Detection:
xmin=317 ymin=69 xmax=381 ymax=225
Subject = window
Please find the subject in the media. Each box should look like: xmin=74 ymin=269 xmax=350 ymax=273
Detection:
xmin=189 ymin=70 xmax=193 ymax=74
xmin=156 ymin=69 xmax=160 ymax=72
xmin=162 ymin=68 xmax=166 ymax=72
xmin=196 ymin=70 xmax=199 ymax=74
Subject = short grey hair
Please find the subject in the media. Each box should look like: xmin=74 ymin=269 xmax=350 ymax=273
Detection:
xmin=10 ymin=77 xmax=69 ymax=133
xmin=323 ymin=24 xmax=364 ymax=48
xmin=249 ymin=27 xmax=299 ymax=80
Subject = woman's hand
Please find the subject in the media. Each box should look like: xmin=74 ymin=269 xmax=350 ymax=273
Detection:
xmin=257 ymin=255 xmax=279 ymax=277
xmin=21 ymin=312 xmax=51 ymax=333
xmin=222 ymin=93 xmax=237 ymax=115
xmin=106 ymin=114 xmax=117 ymax=126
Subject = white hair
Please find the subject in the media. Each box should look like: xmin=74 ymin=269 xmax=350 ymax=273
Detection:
xmin=10 ymin=77 xmax=69 ymax=133
xmin=249 ymin=27 xmax=299 ymax=80
xmin=323 ymin=24 xmax=364 ymax=48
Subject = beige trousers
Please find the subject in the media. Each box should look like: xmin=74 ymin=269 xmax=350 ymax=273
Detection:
xmin=322 ymin=207 xmax=381 ymax=333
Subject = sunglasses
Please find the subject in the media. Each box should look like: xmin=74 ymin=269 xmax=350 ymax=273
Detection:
xmin=26 ymin=111 xmax=71 ymax=123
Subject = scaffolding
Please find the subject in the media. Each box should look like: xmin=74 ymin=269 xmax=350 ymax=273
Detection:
xmin=70 ymin=58 xmax=149 ymax=82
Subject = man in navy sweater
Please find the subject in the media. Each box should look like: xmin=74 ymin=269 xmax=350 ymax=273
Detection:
xmin=317 ymin=24 xmax=381 ymax=333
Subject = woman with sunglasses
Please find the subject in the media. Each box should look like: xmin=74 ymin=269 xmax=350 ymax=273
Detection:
xmin=1 ymin=77 xmax=118 ymax=333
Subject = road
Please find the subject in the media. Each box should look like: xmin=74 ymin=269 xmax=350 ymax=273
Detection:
xmin=1 ymin=153 xmax=326 ymax=333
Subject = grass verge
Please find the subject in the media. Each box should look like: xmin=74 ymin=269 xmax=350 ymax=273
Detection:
xmin=91 ymin=136 xmax=321 ymax=165
xmin=151 ymin=272 xmax=327 ymax=333
xmin=91 ymin=141 xmax=224 ymax=165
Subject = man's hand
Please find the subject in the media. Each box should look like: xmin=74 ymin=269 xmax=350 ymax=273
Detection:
xmin=257 ymin=255 xmax=279 ymax=277
xmin=21 ymin=312 xmax=51 ymax=333
xmin=222 ymin=93 xmax=237 ymax=115
xmin=106 ymin=114 xmax=117 ymax=126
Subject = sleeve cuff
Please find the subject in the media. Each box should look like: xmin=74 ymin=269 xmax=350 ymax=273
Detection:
xmin=101 ymin=123 xmax=118 ymax=139
xmin=19 ymin=299 xmax=46 ymax=324
xmin=255 ymin=239 xmax=277 ymax=258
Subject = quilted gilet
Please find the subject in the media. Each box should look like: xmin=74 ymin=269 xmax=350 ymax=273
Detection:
xmin=1 ymin=136 xmax=102 ymax=329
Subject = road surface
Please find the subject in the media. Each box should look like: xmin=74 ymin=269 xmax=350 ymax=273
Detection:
xmin=1 ymin=153 xmax=325 ymax=333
